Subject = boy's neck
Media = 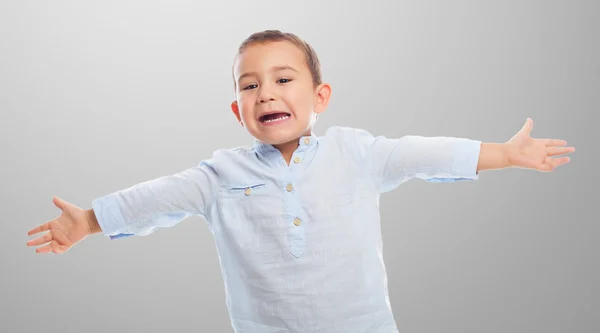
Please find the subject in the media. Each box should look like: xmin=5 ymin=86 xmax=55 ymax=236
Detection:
xmin=273 ymin=130 xmax=312 ymax=165
xmin=274 ymin=140 xmax=300 ymax=165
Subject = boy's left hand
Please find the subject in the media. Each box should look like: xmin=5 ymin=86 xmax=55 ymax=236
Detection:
xmin=505 ymin=118 xmax=575 ymax=172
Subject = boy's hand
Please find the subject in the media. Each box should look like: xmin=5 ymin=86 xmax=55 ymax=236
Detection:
xmin=27 ymin=197 xmax=93 ymax=254
xmin=505 ymin=118 xmax=575 ymax=172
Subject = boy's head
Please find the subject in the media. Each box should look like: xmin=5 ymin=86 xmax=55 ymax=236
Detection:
xmin=230 ymin=30 xmax=331 ymax=147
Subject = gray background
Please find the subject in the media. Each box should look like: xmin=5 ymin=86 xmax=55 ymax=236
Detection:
xmin=2 ymin=0 xmax=598 ymax=332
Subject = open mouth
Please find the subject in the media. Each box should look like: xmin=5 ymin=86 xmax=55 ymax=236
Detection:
xmin=259 ymin=112 xmax=291 ymax=124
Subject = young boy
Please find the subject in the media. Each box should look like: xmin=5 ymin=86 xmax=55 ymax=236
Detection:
xmin=26 ymin=30 xmax=574 ymax=333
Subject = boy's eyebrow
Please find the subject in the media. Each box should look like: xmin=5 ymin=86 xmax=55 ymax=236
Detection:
xmin=237 ymin=65 xmax=299 ymax=82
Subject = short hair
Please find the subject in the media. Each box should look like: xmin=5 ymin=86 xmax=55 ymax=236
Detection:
xmin=232 ymin=30 xmax=322 ymax=93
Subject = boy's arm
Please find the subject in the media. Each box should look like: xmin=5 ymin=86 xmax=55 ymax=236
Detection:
xmin=347 ymin=118 xmax=573 ymax=192
xmin=346 ymin=127 xmax=482 ymax=192
xmin=90 ymin=160 xmax=219 ymax=239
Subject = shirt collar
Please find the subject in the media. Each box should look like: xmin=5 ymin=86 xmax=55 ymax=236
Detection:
xmin=253 ymin=132 xmax=319 ymax=155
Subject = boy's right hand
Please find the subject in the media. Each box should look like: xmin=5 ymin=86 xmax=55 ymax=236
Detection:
xmin=27 ymin=196 xmax=94 ymax=254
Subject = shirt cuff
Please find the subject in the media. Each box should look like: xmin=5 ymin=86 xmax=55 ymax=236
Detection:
xmin=91 ymin=193 xmax=128 ymax=238
xmin=427 ymin=139 xmax=481 ymax=182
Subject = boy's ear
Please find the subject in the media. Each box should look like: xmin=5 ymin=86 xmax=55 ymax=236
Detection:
xmin=314 ymin=83 xmax=332 ymax=115
xmin=230 ymin=101 xmax=244 ymax=127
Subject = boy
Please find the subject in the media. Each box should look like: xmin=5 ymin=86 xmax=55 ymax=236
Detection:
xmin=26 ymin=30 xmax=574 ymax=332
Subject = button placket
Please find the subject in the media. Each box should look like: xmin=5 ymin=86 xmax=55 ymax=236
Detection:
xmin=286 ymin=143 xmax=308 ymax=258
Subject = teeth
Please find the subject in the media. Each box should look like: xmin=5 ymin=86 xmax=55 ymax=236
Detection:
xmin=263 ymin=115 xmax=290 ymax=123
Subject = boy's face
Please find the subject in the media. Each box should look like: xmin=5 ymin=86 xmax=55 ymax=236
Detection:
xmin=231 ymin=41 xmax=331 ymax=146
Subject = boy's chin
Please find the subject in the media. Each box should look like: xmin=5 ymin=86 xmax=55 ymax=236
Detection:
xmin=253 ymin=129 xmax=311 ymax=146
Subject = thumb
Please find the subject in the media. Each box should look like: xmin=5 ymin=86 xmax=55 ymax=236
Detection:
xmin=53 ymin=196 xmax=66 ymax=210
xmin=519 ymin=118 xmax=533 ymax=135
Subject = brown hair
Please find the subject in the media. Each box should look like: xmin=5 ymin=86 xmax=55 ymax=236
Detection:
xmin=232 ymin=30 xmax=322 ymax=93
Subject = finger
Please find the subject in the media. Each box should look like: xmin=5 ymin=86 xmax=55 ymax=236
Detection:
xmin=35 ymin=242 xmax=55 ymax=254
xmin=36 ymin=240 xmax=65 ymax=254
xmin=551 ymin=156 xmax=571 ymax=167
xmin=541 ymin=156 xmax=570 ymax=171
xmin=543 ymin=138 xmax=568 ymax=147
xmin=28 ymin=218 xmax=63 ymax=237
xmin=547 ymin=146 xmax=575 ymax=156
xmin=27 ymin=222 xmax=51 ymax=236
xmin=26 ymin=232 xmax=52 ymax=247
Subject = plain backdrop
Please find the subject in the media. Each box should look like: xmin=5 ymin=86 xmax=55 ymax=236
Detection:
xmin=2 ymin=1 xmax=598 ymax=332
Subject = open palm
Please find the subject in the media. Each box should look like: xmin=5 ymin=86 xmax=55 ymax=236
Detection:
xmin=27 ymin=197 xmax=92 ymax=254
xmin=506 ymin=118 xmax=575 ymax=172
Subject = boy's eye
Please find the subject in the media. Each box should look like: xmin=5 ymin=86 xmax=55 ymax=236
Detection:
xmin=242 ymin=78 xmax=291 ymax=91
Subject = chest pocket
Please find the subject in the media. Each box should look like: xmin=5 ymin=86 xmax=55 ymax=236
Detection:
xmin=215 ymin=181 xmax=286 ymax=251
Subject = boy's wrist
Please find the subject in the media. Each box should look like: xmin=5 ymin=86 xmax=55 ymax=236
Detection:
xmin=85 ymin=208 xmax=102 ymax=234
xmin=504 ymin=142 xmax=519 ymax=169
xmin=478 ymin=142 xmax=512 ymax=171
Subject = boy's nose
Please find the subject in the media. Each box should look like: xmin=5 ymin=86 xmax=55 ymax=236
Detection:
xmin=258 ymin=89 xmax=276 ymax=103
xmin=259 ymin=96 xmax=275 ymax=103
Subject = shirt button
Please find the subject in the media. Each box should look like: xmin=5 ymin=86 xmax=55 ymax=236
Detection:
xmin=293 ymin=218 xmax=301 ymax=226
xmin=286 ymin=184 xmax=293 ymax=192
xmin=244 ymin=188 xmax=252 ymax=195
xmin=293 ymin=156 xmax=301 ymax=163
xmin=304 ymin=138 xmax=310 ymax=145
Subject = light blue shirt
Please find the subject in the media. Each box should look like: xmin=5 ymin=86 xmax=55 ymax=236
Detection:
xmin=92 ymin=126 xmax=481 ymax=333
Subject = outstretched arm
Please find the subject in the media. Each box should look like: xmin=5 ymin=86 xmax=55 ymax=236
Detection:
xmin=27 ymin=160 xmax=219 ymax=254
xmin=346 ymin=117 xmax=575 ymax=193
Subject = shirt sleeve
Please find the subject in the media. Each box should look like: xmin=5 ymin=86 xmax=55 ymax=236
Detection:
xmin=350 ymin=127 xmax=481 ymax=193
xmin=91 ymin=160 xmax=218 ymax=239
